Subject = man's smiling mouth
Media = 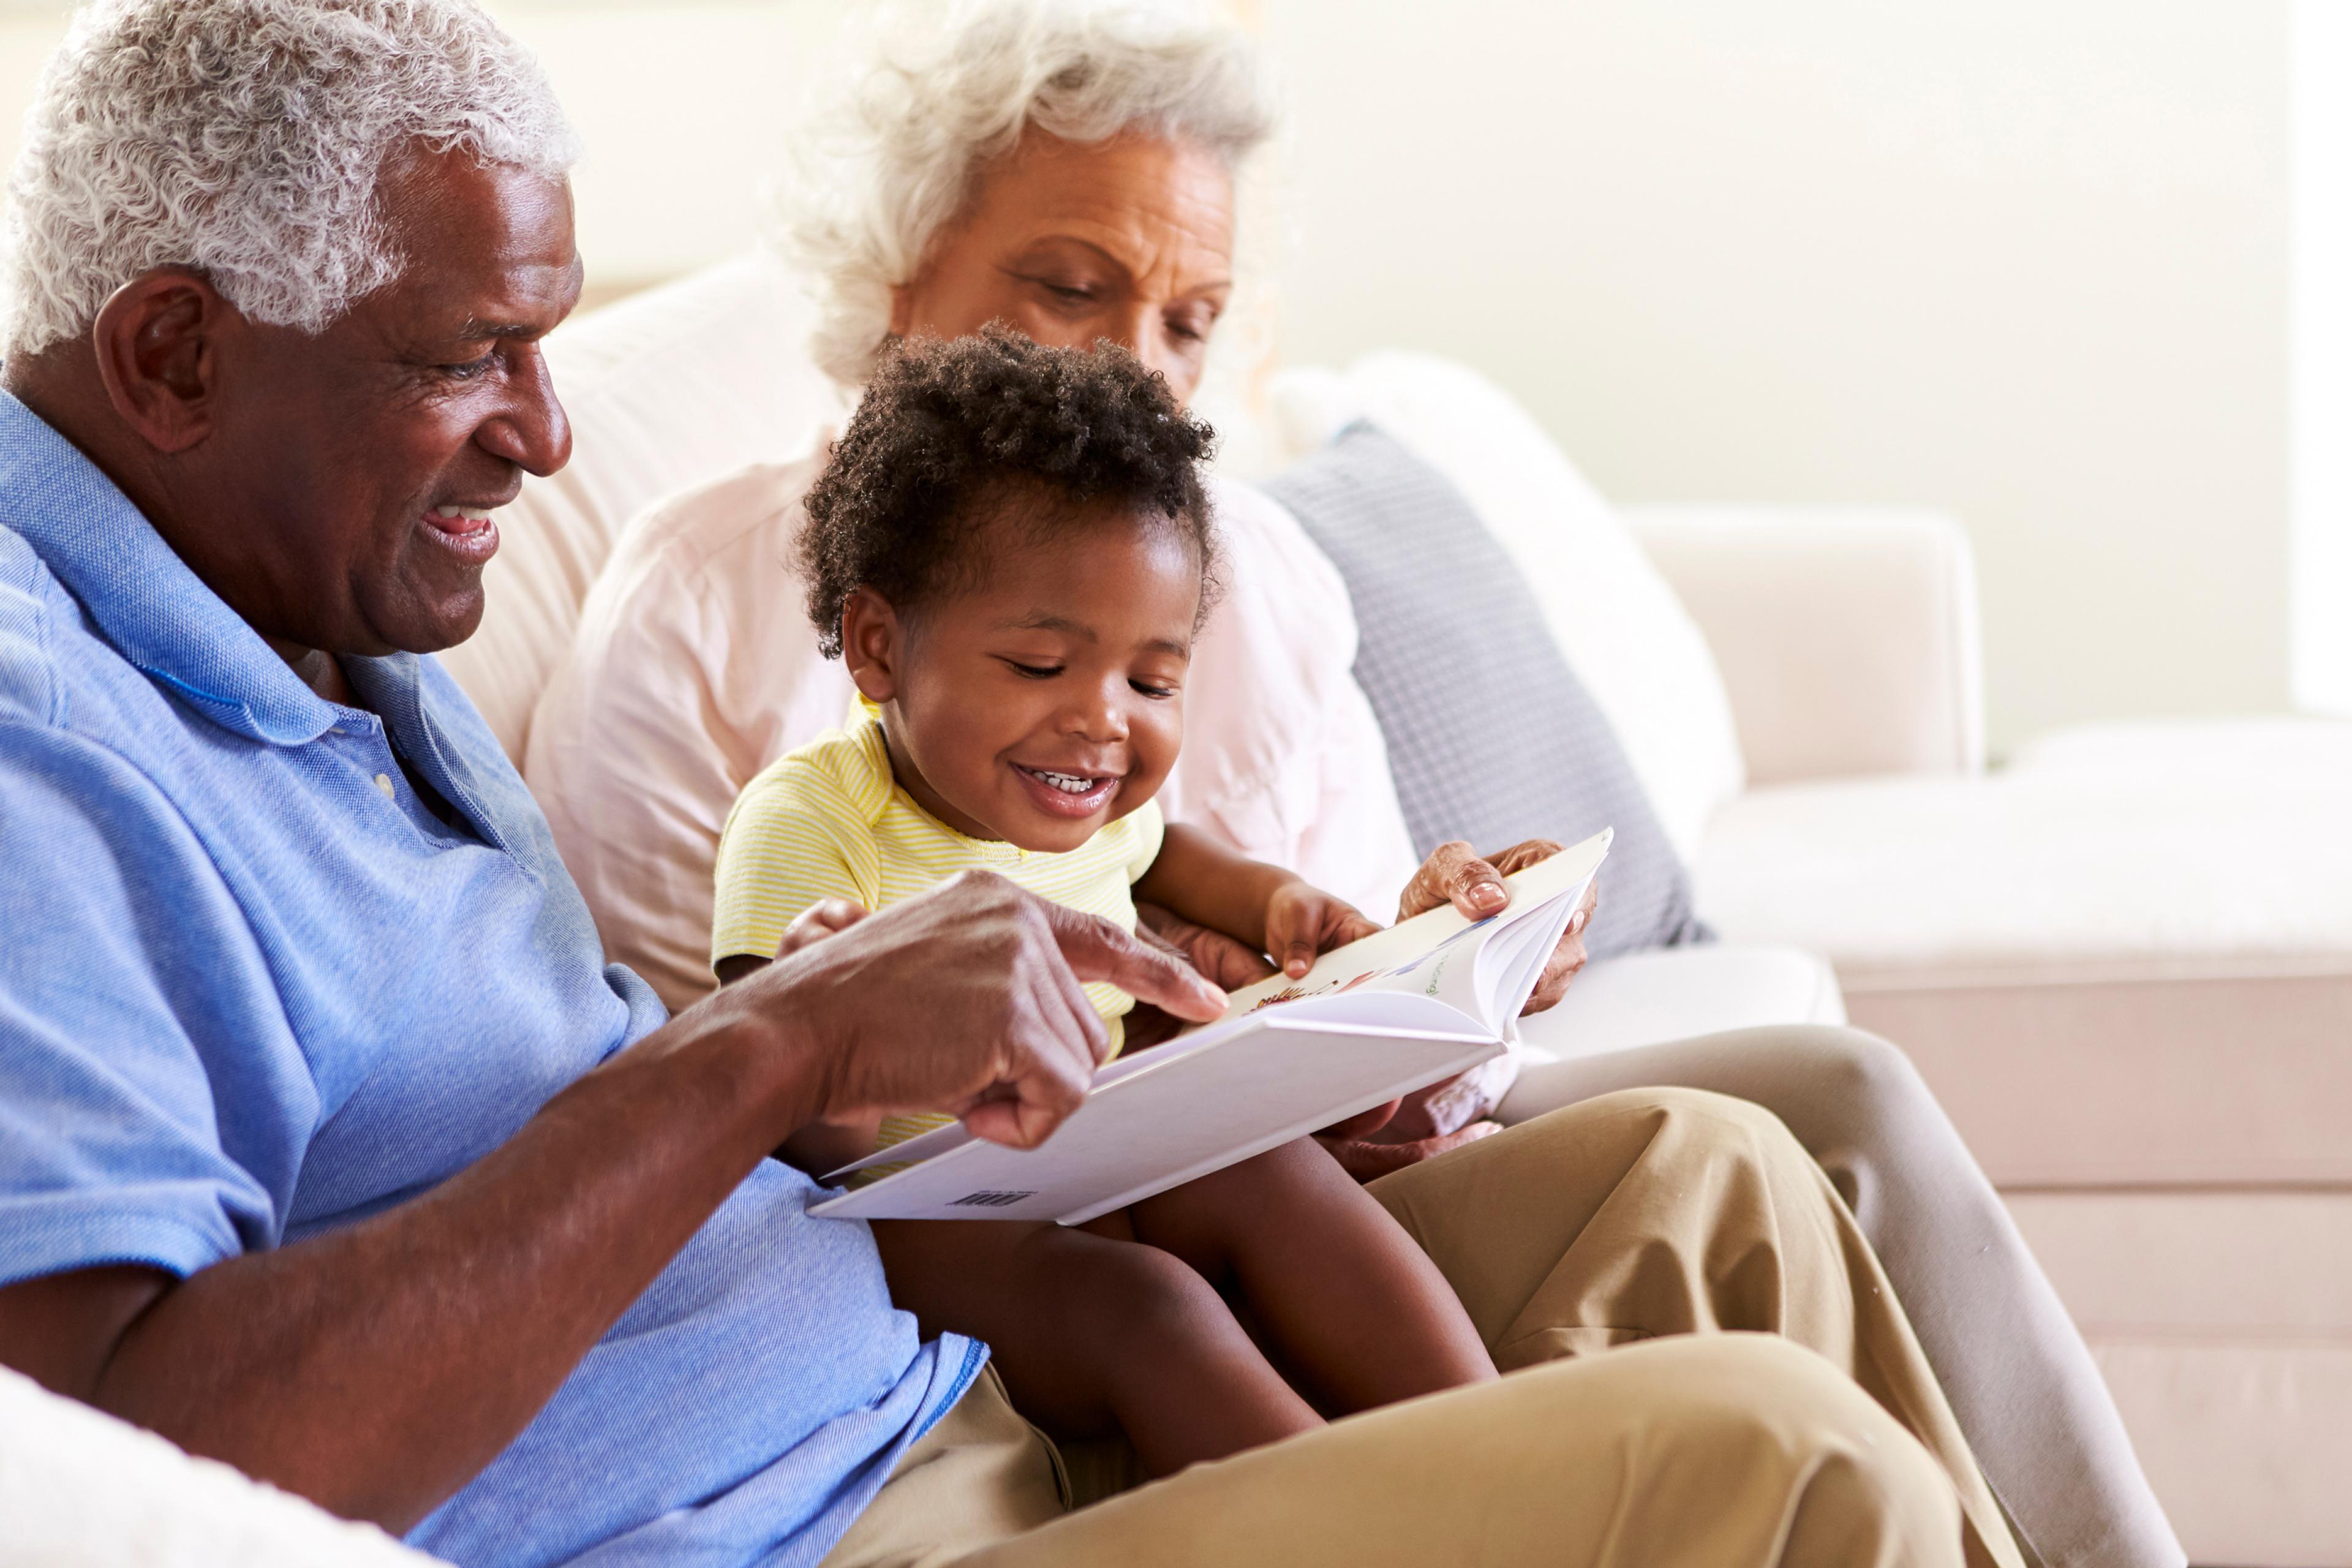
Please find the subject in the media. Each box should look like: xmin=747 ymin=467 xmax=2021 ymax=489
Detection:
xmin=428 ymin=503 xmax=497 ymax=532
xmin=420 ymin=503 xmax=503 ymax=565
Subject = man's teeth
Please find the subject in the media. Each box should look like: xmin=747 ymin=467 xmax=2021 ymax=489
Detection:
xmin=1035 ymin=769 xmax=1098 ymax=794
xmin=430 ymin=505 xmax=495 ymax=524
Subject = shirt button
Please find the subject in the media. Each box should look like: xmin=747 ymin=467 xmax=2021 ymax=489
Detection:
xmin=374 ymin=773 xmax=396 ymax=800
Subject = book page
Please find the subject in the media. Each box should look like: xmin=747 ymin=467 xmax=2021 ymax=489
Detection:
xmin=1212 ymin=829 xmax=1611 ymax=1031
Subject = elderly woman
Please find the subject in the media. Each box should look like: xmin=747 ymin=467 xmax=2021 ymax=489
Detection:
xmin=526 ymin=6 xmax=2179 ymax=1567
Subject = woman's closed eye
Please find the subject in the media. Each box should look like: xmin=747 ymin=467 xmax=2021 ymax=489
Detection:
xmin=1165 ymin=307 xmax=1218 ymax=345
xmin=1014 ymin=271 xmax=1101 ymax=308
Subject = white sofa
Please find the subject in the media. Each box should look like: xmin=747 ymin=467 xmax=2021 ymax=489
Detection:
xmin=433 ymin=256 xmax=2352 ymax=1567
xmin=1636 ymin=513 xmax=2352 ymax=1567
xmin=0 ymin=252 xmax=2206 ymax=1566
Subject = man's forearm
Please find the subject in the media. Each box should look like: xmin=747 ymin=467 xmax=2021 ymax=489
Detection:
xmin=80 ymin=1000 xmax=815 ymax=1532
xmin=0 ymin=872 xmax=1197 ymax=1535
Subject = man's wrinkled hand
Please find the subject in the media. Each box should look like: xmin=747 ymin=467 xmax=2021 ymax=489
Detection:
xmin=732 ymin=872 xmax=1228 ymax=1150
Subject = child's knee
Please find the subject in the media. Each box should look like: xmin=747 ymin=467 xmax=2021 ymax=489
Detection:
xmin=1211 ymin=1134 xmax=1357 ymax=1205
xmin=1065 ymin=1238 xmax=1234 ymax=1347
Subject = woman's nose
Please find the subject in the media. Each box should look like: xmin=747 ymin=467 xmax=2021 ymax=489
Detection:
xmin=1106 ymin=306 xmax=1170 ymax=371
xmin=1106 ymin=306 xmax=1200 ymax=405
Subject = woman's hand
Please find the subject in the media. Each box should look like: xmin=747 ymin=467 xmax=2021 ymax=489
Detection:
xmin=1398 ymin=839 xmax=1600 ymax=1017
xmin=1314 ymin=1057 xmax=1519 ymax=1182
xmin=1134 ymin=902 xmax=1278 ymax=992
xmin=1316 ymin=1120 xmax=1502 ymax=1182
xmin=1123 ymin=903 xmax=1267 ymax=1050
xmin=1262 ymin=880 xmax=1383 ymax=979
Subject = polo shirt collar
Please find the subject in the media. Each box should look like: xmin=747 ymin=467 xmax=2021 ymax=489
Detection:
xmin=0 ymin=388 xmax=336 ymax=746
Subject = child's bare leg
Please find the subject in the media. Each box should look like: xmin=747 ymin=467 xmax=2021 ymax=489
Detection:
xmin=870 ymin=1218 xmax=1322 ymax=1476
xmin=1125 ymin=1138 xmax=1498 ymax=1414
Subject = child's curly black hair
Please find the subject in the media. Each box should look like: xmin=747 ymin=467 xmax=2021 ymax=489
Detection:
xmin=798 ymin=326 xmax=1223 ymax=657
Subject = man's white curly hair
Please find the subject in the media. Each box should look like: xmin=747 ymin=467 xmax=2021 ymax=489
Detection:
xmin=2 ymin=0 xmax=578 ymax=359
xmin=786 ymin=0 xmax=1277 ymax=390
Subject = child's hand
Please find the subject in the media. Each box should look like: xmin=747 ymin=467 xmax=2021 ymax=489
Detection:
xmin=1263 ymin=881 xmax=1382 ymax=979
xmin=774 ymin=898 xmax=872 ymax=959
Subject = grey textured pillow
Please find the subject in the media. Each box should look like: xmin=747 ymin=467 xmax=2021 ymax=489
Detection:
xmin=1261 ymin=422 xmax=1708 ymax=960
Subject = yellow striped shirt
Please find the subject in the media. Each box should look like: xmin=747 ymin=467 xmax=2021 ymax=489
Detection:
xmin=711 ymin=699 xmax=1164 ymax=1155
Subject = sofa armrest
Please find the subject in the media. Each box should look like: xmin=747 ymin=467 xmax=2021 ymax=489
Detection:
xmin=1623 ymin=505 xmax=1985 ymax=785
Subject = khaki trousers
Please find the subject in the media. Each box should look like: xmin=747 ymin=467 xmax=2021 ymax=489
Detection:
xmin=1500 ymin=1027 xmax=2182 ymax=1568
xmin=819 ymin=1088 xmax=2025 ymax=1568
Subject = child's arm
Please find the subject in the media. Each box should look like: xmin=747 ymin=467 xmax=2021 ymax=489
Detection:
xmin=1134 ymin=823 xmax=1383 ymax=979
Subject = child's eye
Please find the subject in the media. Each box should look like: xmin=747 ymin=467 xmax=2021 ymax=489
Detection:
xmin=1004 ymin=660 xmax=1063 ymax=680
xmin=1130 ymin=679 xmax=1178 ymax=700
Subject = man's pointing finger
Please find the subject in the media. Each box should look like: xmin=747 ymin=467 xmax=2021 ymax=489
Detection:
xmin=1043 ymin=900 xmax=1229 ymax=1023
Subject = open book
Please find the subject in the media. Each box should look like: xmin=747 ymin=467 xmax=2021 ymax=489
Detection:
xmin=810 ymin=828 xmax=1611 ymax=1226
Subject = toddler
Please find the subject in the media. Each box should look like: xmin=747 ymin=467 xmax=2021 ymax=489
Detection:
xmin=712 ymin=328 xmax=1494 ymax=1476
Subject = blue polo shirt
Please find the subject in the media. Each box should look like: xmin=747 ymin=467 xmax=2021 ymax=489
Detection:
xmin=0 ymin=393 xmax=982 ymax=1566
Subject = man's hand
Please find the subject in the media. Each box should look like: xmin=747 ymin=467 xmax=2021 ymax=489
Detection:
xmin=722 ymin=871 xmax=1228 ymax=1150
xmin=1262 ymin=880 xmax=1382 ymax=979
xmin=1398 ymin=840 xmax=1599 ymax=1016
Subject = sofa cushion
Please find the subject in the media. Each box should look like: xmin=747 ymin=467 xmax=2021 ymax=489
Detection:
xmin=1506 ymin=944 xmax=1847 ymax=1069
xmin=1696 ymin=718 xmax=2352 ymax=1183
xmin=1262 ymin=423 xmax=1706 ymax=960
xmin=437 ymin=255 xmax=848 ymax=761
xmin=1264 ymin=352 xmax=1746 ymax=863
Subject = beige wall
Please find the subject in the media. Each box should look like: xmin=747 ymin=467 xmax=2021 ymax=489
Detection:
xmin=0 ymin=1 xmax=854 ymax=303
xmin=0 ymin=2 xmax=2293 ymax=754
xmin=482 ymin=1 xmax=852 ymax=302
xmin=1258 ymin=1 xmax=2291 ymax=755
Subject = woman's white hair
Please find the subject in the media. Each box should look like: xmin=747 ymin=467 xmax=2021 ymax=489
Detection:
xmin=785 ymin=0 xmax=1278 ymax=390
xmin=2 ymin=0 xmax=578 ymax=358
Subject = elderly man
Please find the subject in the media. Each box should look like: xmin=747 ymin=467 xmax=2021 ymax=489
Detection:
xmin=0 ymin=3 xmax=2019 ymax=1566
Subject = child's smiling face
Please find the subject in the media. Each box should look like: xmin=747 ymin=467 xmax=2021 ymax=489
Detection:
xmin=840 ymin=497 xmax=1204 ymax=854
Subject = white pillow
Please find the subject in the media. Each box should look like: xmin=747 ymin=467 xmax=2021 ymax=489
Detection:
xmin=0 ymin=1365 xmax=444 ymax=1566
xmin=439 ymin=255 xmax=850 ymax=761
xmin=1264 ymin=352 xmax=1745 ymax=861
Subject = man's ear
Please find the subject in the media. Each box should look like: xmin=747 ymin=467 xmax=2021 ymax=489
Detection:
xmin=89 ymin=268 xmax=232 ymax=454
xmin=840 ymin=587 xmax=903 ymax=703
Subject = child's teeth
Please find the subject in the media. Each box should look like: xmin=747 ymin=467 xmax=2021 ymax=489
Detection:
xmin=1038 ymin=770 xmax=1093 ymax=793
